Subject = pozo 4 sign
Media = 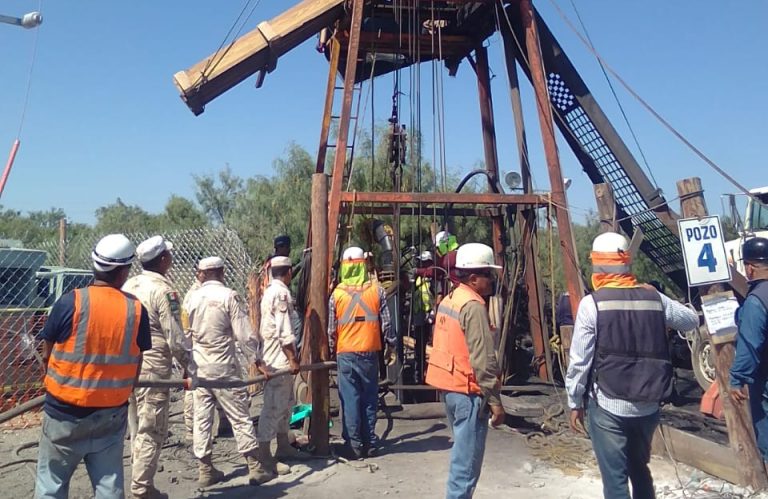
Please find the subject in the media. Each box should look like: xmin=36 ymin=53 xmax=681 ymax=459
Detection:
xmin=677 ymin=215 xmax=732 ymax=286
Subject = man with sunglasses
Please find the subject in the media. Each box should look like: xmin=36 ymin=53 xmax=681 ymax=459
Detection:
xmin=426 ymin=243 xmax=505 ymax=499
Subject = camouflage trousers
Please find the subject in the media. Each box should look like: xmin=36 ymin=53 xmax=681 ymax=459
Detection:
xmin=193 ymin=384 xmax=258 ymax=459
xmin=129 ymin=386 xmax=170 ymax=496
xmin=257 ymin=375 xmax=294 ymax=442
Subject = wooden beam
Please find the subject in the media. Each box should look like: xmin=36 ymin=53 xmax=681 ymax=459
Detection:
xmin=337 ymin=32 xmax=477 ymax=59
xmin=677 ymin=177 xmax=768 ymax=489
xmin=594 ymin=183 xmax=618 ymax=233
xmin=652 ymin=424 xmax=740 ymax=485
xmin=309 ymin=173 xmax=331 ymax=455
xmin=173 ymin=0 xmax=346 ymax=115
xmin=340 ymin=205 xmax=503 ymax=217
xmin=339 ymin=191 xmax=547 ymax=205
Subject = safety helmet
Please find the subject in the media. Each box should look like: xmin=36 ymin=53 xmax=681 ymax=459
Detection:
xmin=342 ymin=246 xmax=365 ymax=261
xmin=455 ymin=243 xmax=502 ymax=270
xmin=591 ymin=232 xmax=629 ymax=254
xmin=743 ymin=237 xmax=768 ymax=263
xmin=418 ymin=251 xmax=434 ymax=262
xmin=92 ymin=234 xmax=136 ymax=272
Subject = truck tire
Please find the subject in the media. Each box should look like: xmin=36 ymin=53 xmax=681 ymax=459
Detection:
xmin=691 ymin=328 xmax=716 ymax=391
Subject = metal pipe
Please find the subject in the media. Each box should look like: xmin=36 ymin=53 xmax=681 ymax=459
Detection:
xmin=0 ymin=362 xmax=336 ymax=424
xmin=0 ymin=139 xmax=20 ymax=200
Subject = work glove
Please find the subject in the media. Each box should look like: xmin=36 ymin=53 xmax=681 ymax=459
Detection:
xmin=384 ymin=344 xmax=397 ymax=366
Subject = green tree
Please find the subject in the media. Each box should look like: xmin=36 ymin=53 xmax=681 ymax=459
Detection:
xmin=94 ymin=198 xmax=165 ymax=234
xmin=193 ymin=165 xmax=244 ymax=225
xmin=162 ymin=195 xmax=208 ymax=229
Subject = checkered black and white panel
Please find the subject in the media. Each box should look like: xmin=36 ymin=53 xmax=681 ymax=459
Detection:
xmin=547 ymin=72 xmax=576 ymax=112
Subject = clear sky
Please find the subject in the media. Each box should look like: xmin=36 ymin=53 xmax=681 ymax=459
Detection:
xmin=2 ymin=1 xmax=766 ymax=225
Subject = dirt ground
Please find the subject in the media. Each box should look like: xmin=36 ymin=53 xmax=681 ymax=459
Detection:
xmin=0 ymin=391 xmax=757 ymax=499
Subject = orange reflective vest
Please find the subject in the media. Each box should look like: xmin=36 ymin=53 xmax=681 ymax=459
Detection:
xmin=426 ymin=284 xmax=483 ymax=394
xmin=333 ymin=283 xmax=382 ymax=353
xmin=45 ymin=286 xmax=142 ymax=407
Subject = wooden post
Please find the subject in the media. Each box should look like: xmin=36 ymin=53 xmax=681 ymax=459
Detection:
xmin=500 ymin=26 xmax=549 ymax=380
xmin=58 ymin=218 xmax=67 ymax=266
xmin=677 ymin=177 xmax=768 ymax=489
xmin=309 ymin=173 xmax=331 ymax=455
xmin=519 ymin=0 xmax=584 ymax=317
xmin=594 ymin=183 xmax=617 ymax=233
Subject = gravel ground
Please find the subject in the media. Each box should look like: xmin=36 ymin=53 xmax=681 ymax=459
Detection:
xmin=0 ymin=391 xmax=749 ymax=499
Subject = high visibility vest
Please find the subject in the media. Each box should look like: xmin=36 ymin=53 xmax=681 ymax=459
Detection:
xmin=45 ymin=286 xmax=142 ymax=408
xmin=426 ymin=284 xmax=483 ymax=395
xmin=333 ymin=283 xmax=382 ymax=353
xmin=415 ymin=277 xmax=433 ymax=313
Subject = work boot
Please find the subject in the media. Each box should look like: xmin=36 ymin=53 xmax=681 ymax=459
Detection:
xmin=275 ymin=432 xmax=311 ymax=461
xmin=246 ymin=450 xmax=276 ymax=485
xmin=132 ymin=485 xmax=169 ymax=499
xmin=198 ymin=455 xmax=225 ymax=487
xmin=259 ymin=442 xmax=291 ymax=475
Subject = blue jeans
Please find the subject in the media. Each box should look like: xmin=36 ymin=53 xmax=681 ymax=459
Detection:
xmin=35 ymin=405 xmax=128 ymax=499
xmin=587 ymin=399 xmax=659 ymax=499
xmin=337 ymin=351 xmax=379 ymax=449
xmin=747 ymin=382 xmax=768 ymax=460
xmin=444 ymin=392 xmax=489 ymax=499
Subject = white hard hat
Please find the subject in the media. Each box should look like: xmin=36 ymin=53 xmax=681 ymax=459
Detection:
xmin=198 ymin=256 xmax=224 ymax=270
xmin=455 ymin=243 xmax=502 ymax=270
xmin=435 ymin=231 xmax=449 ymax=244
xmin=136 ymin=235 xmax=174 ymax=263
xmin=342 ymin=246 xmax=365 ymax=260
xmin=92 ymin=234 xmax=136 ymax=272
xmin=270 ymin=256 xmax=292 ymax=268
xmin=592 ymin=232 xmax=629 ymax=253
xmin=419 ymin=251 xmax=434 ymax=261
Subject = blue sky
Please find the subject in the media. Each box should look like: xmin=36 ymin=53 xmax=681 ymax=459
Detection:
xmin=2 ymin=1 xmax=766 ymax=225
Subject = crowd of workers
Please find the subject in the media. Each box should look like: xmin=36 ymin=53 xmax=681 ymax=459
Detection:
xmin=28 ymin=222 xmax=768 ymax=499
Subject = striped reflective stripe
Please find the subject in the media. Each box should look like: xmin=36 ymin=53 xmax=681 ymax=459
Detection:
xmin=338 ymin=291 xmax=377 ymax=325
xmin=46 ymin=369 xmax=135 ymax=389
xmin=436 ymin=303 xmax=460 ymax=321
xmin=593 ymin=264 xmax=631 ymax=274
xmin=74 ymin=289 xmax=90 ymax=354
xmin=52 ymin=291 xmax=139 ymax=365
xmin=596 ymin=300 xmax=663 ymax=312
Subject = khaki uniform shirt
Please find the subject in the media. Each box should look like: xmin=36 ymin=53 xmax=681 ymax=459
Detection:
xmin=184 ymin=280 xmax=260 ymax=379
xmin=461 ymin=300 xmax=502 ymax=407
xmin=259 ymin=279 xmax=297 ymax=371
xmin=122 ymin=270 xmax=193 ymax=379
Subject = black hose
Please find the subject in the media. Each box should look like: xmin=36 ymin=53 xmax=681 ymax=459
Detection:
xmin=442 ymin=169 xmax=504 ymax=229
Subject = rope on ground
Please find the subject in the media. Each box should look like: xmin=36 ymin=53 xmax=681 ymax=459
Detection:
xmin=521 ymin=403 xmax=594 ymax=476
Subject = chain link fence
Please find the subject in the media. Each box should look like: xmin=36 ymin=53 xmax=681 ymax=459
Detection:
xmin=0 ymin=227 xmax=254 ymax=428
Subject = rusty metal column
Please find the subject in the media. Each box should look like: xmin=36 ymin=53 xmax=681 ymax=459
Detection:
xmin=326 ymin=0 xmax=364 ymax=272
xmin=309 ymin=173 xmax=331 ymax=455
xmin=519 ymin=0 xmax=584 ymax=315
xmin=500 ymin=26 xmax=549 ymax=379
xmin=474 ymin=46 xmax=505 ymax=266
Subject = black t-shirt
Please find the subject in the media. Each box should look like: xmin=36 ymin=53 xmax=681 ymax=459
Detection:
xmin=40 ymin=285 xmax=151 ymax=420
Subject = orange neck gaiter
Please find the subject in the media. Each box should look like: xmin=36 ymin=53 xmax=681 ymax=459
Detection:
xmin=590 ymin=250 xmax=638 ymax=290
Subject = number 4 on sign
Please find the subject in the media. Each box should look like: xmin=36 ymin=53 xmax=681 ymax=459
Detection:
xmin=698 ymin=243 xmax=717 ymax=272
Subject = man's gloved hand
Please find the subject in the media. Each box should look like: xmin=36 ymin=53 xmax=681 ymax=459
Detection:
xmin=427 ymin=310 xmax=436 ymax=325
xmin=384 ymin=344 xmax=397 ymax=366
